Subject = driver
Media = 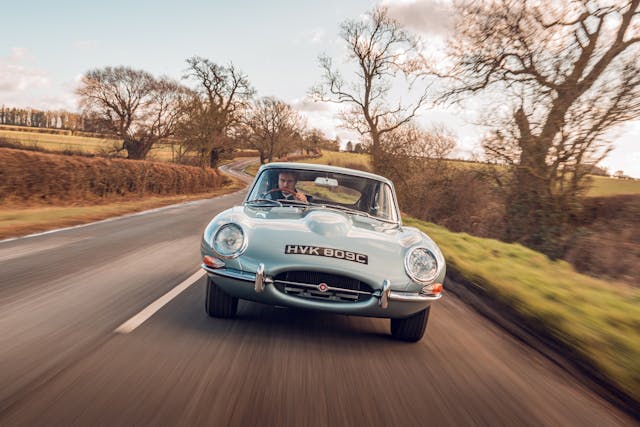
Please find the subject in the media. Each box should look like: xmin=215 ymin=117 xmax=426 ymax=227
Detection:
xmin=266 ymin=171 xmax=308 ymax=202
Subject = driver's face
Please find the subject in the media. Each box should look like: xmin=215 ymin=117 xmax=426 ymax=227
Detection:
xmin=278 ymin=173 xmax=296 ymax=191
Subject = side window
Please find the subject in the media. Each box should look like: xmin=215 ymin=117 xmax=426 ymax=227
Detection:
xmin=248 ymin=170 xmax=275 ymax=200
xmin=374 ymin=184 xmax=397 ymax=221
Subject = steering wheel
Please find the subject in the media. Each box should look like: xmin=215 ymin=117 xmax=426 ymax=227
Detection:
xmin=265 ymin=187 xmax=296 ymax=196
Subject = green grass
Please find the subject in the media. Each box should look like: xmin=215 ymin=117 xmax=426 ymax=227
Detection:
xmin=587 ymin=175 xmax=640 ymax=197
xmin=405 ymin=216 xmax=640 ymax=401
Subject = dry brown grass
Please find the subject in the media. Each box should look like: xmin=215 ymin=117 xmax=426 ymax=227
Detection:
xmin=0 ymin=183 xmax=245 ymax=240
xmin=1 ymin=147 xmax=227 ymax=204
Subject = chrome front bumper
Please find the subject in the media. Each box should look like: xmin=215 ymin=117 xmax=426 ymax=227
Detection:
xmin=202 ymin=263 xmax=442 ymax=312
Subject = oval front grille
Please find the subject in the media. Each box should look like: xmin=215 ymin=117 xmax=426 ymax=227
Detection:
xmin=273 ymin=271 xmax=374 ymax=303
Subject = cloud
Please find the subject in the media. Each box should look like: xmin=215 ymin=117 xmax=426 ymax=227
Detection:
xmin=291 ymin=97 xmax=333 ymax=113
xmin=382 ymin=0 xmax=454 ymax=37
xmin=0 ymin=47 xmax=77 ymax=110
xmin=0 ymin=48 xmax=49 ymax=92
xmin=292 ymin=28 xmax=327 ymax=46
xmin=308 ymin=28 xmax=325 ymax=44
xmin=9 ymin=47 xmax=28 ymax=60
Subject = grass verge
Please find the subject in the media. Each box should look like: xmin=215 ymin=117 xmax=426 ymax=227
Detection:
xmin=0 ymin=175 xmax=245 ymax=240
xmin=404 ymin=216 xmax=640 ymax=408
xmin=244 ymin=161 xmax=261 ymax=176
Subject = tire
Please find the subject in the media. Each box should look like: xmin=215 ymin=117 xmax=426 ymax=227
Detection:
xmin=390 ymin=307 xmax=430 ymax=342
xmin=205 ymin=276 xmax=238 ymax=318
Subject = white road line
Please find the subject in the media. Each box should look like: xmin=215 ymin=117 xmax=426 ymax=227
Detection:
xmin=114 ymin=269 xmax=206 ymax=334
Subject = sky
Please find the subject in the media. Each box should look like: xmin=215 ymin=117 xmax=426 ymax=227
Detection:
xmin=1 ymin=0 xmax=638 ymax=177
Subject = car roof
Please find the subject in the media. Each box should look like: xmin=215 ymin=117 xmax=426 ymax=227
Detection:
xmin=259 ymin=162 xmax=393 ymax=185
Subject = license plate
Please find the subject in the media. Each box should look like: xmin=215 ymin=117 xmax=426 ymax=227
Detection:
xmin=284 ymin=245 xmax=368 ymax=264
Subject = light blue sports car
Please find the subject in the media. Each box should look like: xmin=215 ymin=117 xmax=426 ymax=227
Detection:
xmin=201 ymin=162 xmax=445 ymax=341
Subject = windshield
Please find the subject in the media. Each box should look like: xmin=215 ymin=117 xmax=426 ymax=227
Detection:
xmin=246 ymin=168 xmax=399 ymax=222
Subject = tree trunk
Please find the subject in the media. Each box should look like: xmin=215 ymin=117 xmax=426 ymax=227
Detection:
xmin=504 ymin=137 xmax=567 ymax=258
xmin=370 ymin=131 xmax=384 ymax=173
xmin=209 ymin=149 xmax=219 ymax=168
xmin=124 ymin=140 xmax=147 ymax=160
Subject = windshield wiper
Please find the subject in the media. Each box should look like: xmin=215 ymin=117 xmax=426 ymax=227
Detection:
xmin=245 ymin=199 xmax=283 ymax=207
xmin=279 ymin=199 xmax=312 ymax=207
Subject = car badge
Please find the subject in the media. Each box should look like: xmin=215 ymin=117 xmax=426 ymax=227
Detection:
xmin=317 ymin=283 xmax=329 ymax=292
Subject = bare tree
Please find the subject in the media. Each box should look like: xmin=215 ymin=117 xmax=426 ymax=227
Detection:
xmin=243 ymin=97 xmax=304 ymax=164
xmin=76 ymin=67 xmax=187 ymax=159
xmin=181 ymin=56 xmax=254 ymax=167
xmin=377 ymin=123 xmax=456 ymax=190
xmin=445 ymin=0 xmax=640 ymax=256
xmin=141 ymin=78 xmax=191 ymax=159
xmin=299 ymin=128 xmax=326 ymax=155
xmin=383 ymin=123 xmax=456 ymax=159
xmin=311 ymin=6 xmax=430 ymax=172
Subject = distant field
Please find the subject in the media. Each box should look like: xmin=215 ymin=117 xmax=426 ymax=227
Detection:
xmin=299 ymin=152 xmax=640 ymax=197
xmin=301 ymin=151 xmax=372 ymax=171
xmin=5 ymin=128 xmax=638 ymax=197
xmin=0 ymin=128 xmax=175 ymax=161
xmin=587 ymin=175 xmax=640 ymax=197
xmin=0 ymin=124 xmax=108 ymax=138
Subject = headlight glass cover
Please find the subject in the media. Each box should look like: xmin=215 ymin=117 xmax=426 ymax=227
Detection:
xmin=212 ymin=223 xmax=245 ymax=258
xmin=405 ymin=247 xmax=438 ymax=283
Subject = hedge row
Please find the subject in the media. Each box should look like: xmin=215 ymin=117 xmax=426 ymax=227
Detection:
xmin=0 ymin=148 xmax=227 ymax=203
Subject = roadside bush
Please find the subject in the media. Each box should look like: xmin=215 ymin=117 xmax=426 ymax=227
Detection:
xmin=565 ymin=195 xmax=640 ymax=283
xmin=379 ymin=155 xmax=506 ymax=238
xmin=0 ymin=147 xmax=227 ymax=204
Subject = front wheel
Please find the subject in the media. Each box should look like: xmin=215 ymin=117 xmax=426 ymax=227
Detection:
xmin=205 ymin=276 xmax=238 ymax=318
xmin=390 ymin=307 xmax=430 ymax=342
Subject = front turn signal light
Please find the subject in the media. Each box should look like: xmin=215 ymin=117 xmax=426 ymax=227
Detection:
xmin=203 ymin=255 xmax=225 ymax=269
xmin=422 ymin=283 xmax=443 ymax=296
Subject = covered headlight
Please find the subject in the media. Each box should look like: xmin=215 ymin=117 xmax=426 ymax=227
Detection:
xmin=404 ymin=247 xmax=438 ymax=283
xmin=212 ymin=223 xmax=246 ymax=258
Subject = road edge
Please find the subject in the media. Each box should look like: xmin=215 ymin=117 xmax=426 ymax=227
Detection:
xmin=444 ymin=267 xmax=640 ymax=421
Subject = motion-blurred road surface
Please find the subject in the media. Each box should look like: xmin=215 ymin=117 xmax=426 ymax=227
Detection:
xmin=0 ymin=159 xmax=635 ymax=426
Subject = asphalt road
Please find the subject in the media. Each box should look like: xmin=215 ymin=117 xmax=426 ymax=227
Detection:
xmin=0 ymin=159 xmax=635 ymax=426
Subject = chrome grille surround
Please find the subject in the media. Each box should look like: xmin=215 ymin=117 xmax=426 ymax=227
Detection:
xmin=273 ymin=271 xmax=374 ymax=303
